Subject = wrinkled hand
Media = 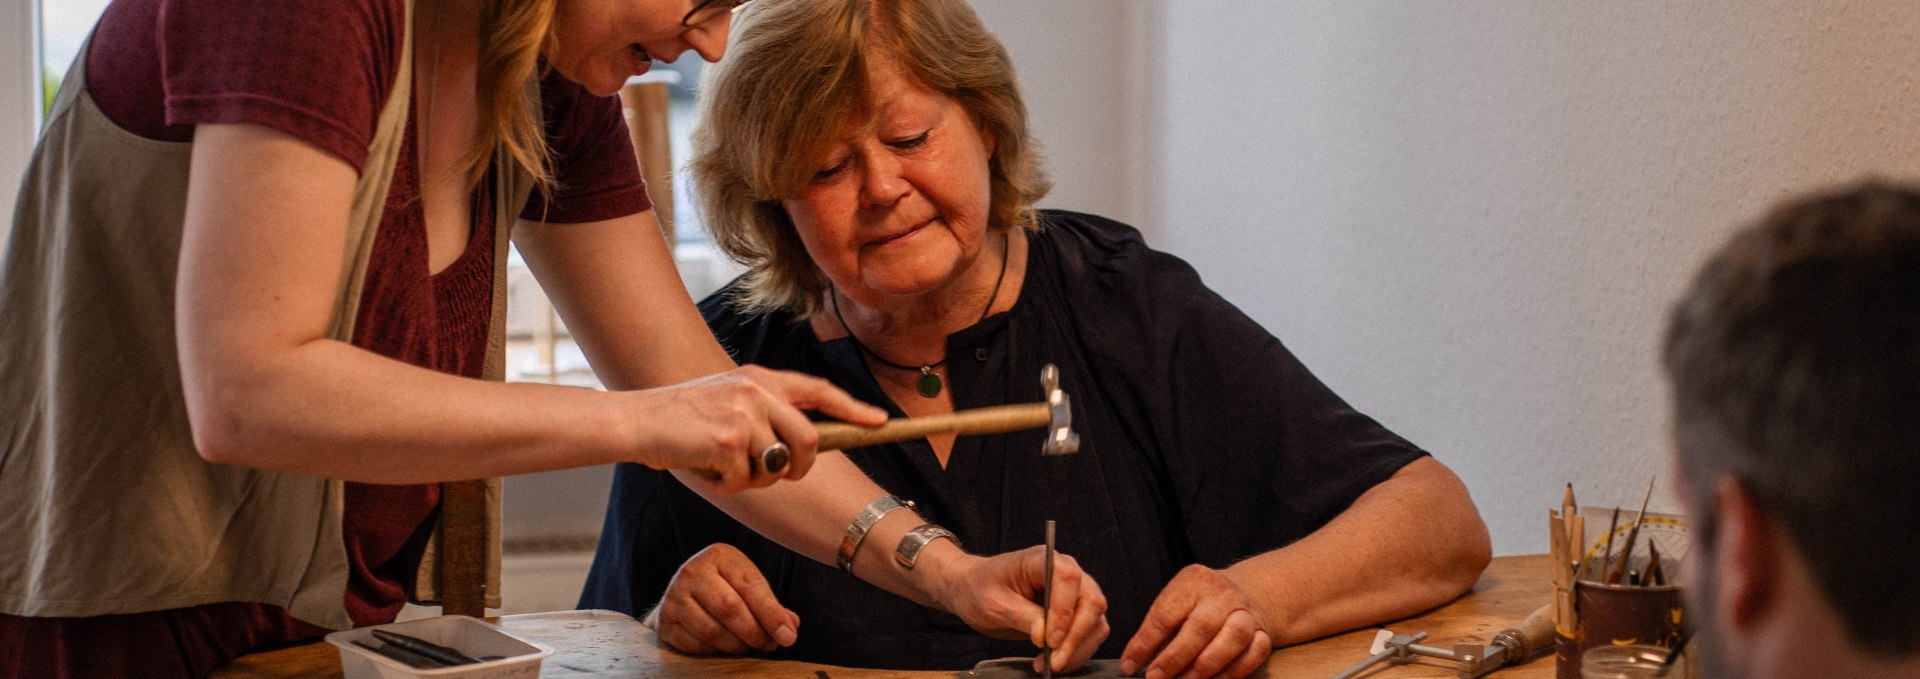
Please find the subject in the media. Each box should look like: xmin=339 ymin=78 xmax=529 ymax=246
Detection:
xmin=639 ymin=365 xmax=885 ymax=493
xmin=644 ymin=544 xmax=799 ymax=655
xmin=936 ymin=546 xmax=1110 ymax=674
xmin=1120 ymin=565 xmax=1272 ymax=679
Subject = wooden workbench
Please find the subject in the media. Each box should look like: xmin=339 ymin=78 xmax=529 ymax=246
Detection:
xmin=214 ymin=554 xmax=1555 ymax=678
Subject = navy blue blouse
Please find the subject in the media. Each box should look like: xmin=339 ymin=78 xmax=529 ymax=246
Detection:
xmin=579 ymin=210 xmax=1427 ymax=669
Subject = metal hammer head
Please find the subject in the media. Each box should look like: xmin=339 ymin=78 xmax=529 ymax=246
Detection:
xmin=1040 ymin=364 xmax=1080 ymax=456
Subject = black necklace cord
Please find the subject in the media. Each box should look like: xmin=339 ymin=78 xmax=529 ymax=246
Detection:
xmin=831 ymin=231 xmax=1010 ymax=397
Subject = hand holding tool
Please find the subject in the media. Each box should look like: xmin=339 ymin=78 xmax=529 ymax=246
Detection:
xmin=690 ymin=442 xmax=791 ymax=482
xmin=693 ymin=365 xmax=1077 ymax=482
xmin=814 ymin=364 xmax=1080 ymax=456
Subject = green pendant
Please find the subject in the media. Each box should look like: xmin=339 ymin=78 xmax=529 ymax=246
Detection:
xmin=916 ymin=368 xmax=943 ymax=398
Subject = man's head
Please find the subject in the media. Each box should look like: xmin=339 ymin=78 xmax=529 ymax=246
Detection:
xmin=1663 ymin=181 xmax=1920 ymax=677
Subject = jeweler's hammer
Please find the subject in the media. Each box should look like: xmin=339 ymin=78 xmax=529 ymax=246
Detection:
xmin=701 ymin=364 xmax=1081 ymax=480
xmin=815 ymin=364 xmax=1080 ymax=456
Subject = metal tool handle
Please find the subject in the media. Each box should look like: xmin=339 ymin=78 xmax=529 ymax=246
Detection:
xmin=815 ymin=403 xmax=1049 ymax=450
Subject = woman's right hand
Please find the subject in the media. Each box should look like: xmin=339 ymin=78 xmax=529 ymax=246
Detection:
xmin=630 ymin=365 xmax=886 ymax=493
xmin=932 ymin=546 xmax=1111 ymax=674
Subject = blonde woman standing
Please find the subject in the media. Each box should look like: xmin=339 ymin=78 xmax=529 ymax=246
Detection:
xmin=0 ymin=0 xmax=891 ymax=675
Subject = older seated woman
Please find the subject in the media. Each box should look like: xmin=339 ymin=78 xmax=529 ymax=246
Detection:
xmin=581 ymin=0 xmax=1493 ymax=676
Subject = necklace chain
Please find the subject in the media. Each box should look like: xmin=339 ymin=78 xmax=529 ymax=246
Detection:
xmin=833 ymin=232 xmax=1011 ymax=398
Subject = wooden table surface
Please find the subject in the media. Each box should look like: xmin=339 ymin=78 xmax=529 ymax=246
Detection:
xmin=215 ymin=554 xmax=1555 ymax=679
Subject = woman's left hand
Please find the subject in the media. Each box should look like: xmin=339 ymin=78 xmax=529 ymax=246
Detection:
xmin=1119 ymin=565 xmax=1273 ymax=679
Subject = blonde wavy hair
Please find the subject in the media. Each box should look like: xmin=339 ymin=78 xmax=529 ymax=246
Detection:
xmin=453 ymin=0 xmax=557 ymax=191
xmin=691 ymin=0 xmax=1052 ymax=318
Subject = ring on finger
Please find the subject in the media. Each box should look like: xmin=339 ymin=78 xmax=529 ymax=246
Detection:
xmin=757 ymin=442 xmax=790 ymax=475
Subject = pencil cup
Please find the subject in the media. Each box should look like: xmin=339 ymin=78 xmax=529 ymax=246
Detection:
xmin=1554 ymin=580 xmax=1686 ymax=679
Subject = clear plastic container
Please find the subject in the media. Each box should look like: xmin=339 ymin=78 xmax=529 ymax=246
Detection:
xmin=326 ymin=616 xmax=554 ymax=679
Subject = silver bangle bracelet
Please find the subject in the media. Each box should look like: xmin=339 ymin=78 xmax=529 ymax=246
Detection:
xmin=837 ymin=495 xmax=915 ymax=573
xmin=894 ymin=523 xmax=961 ymax=570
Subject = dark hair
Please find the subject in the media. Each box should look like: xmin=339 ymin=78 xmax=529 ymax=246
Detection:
xmin=1662 ymin=180 xmax=1920 ymax=654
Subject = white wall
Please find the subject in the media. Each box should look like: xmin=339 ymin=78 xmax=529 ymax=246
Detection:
xmin=970 ymin=1 xmax=1150 ymax=227
xmin=1 ymin=0 xmax=39 ymax=238
xmin=1137 ymin=2 xmax=1920 ymax=554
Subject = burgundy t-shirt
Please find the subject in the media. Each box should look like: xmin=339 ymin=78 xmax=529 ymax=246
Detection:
xmin=2 ymin=0 xmax=651 ymax=676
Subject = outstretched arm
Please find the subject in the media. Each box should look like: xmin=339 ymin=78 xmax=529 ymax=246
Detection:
xmin=176 ymin=123 xmax=867 ymax=489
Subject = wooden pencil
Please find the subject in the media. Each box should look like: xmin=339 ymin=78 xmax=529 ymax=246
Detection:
xmin=1596 ymin=507 xmax=1621 ymax=584
xmin=1550 ymin=511 xmax=1568 ymax=588
xmin=1610 ymin=477 xmax=1657 ymax=585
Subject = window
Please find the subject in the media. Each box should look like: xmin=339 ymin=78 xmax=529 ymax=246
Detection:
xmin=1 ymin=2 xmax=53 ymax=227
xmin=506 ymin=59 xmax=744 ymax=387
xmin=39 ymin=0 xmax=108 ymax=115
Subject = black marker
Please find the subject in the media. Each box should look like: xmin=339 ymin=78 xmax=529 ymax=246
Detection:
xmin=353 ymin=640 xmax=444 ymax=669
xmin=370 ymin=629 xmax=483 ymax=666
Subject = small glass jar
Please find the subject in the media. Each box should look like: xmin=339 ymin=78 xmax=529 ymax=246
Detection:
xmin=1581 ymin=643 xmax=1675 ymax=679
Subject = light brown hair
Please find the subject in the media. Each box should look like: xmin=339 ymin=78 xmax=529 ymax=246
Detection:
xmin=691 ymin=0 xmax=1051 ymax=317
xmin=458 ymin=0 xmax=557 ymax=191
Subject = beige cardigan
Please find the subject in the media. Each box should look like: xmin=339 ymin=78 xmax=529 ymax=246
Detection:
xmin=0 ymin=0 xmax=524 ymax=629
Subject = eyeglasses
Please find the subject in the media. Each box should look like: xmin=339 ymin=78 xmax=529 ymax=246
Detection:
xmin=682 ymin=0 xmax=751 ymax=28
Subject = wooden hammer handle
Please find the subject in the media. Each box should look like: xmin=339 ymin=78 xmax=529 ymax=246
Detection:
xmin=1496 ymin=603 xmax=1559 ymax=664
xmin=815 ymin=403 xmax=1049 ymax=451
